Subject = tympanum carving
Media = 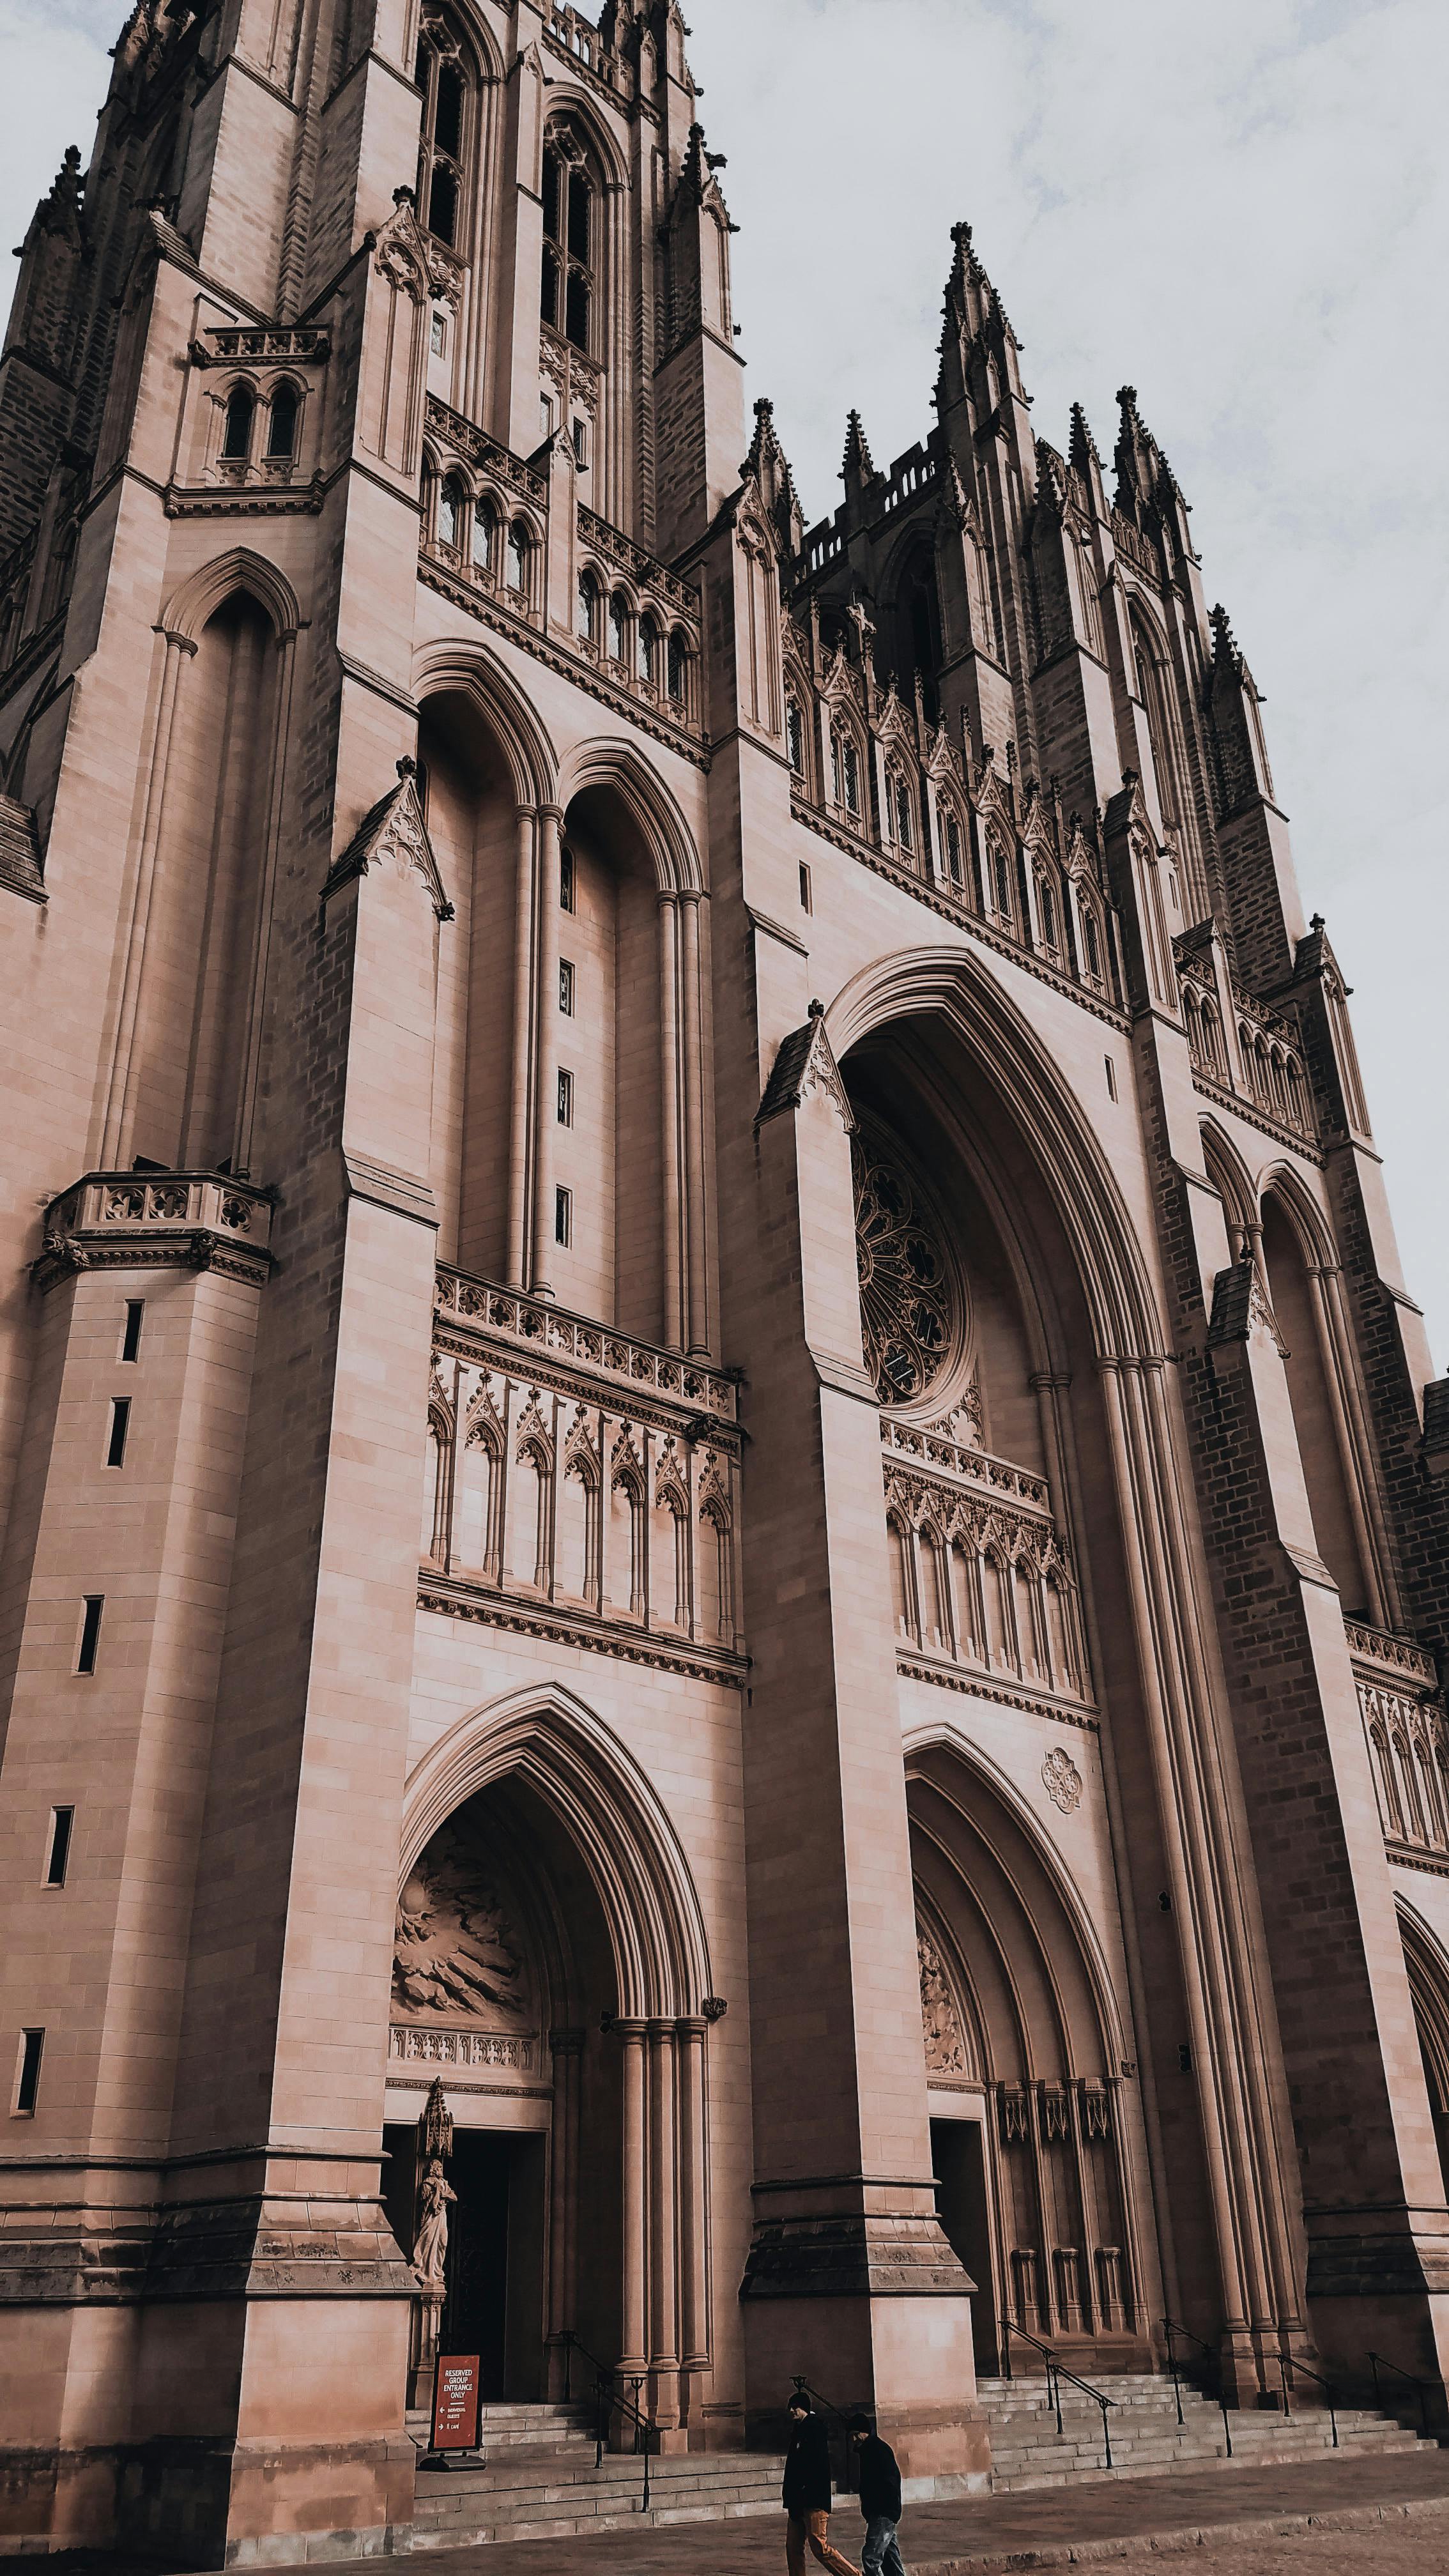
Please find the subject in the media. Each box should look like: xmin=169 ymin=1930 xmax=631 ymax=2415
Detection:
xmin=394 ymin=1822 xmax=526 ymax=2022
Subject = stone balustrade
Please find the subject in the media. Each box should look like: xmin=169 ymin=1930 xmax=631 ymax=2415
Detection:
xmin=33 ymin=1169 xmax=274 ymax=1290
xmin=884 ymin=1439 xmax=1091 ymax=1711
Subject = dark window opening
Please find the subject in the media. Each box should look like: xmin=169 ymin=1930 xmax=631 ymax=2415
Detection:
xmin=77 ymin=1597 xmax=104 ymax=1676
xmin=786 ymin=700 xmax=804 ymax=775
xmin=560 ymin=847 xmax=575 ymax=911
xmin=438 ymin=476 xmax=463 ymax=549
xmin=434 ymin=61 xmax=463 ymax=158
xmin=105 ymin=1399 xmax=130 ymax=1470
xmin=555 ymin=1185 xmax=572 ymax=1247
xmin=667 ymin=631 xmax=687 ymax=707
xmin=121 ymin=1301 xmax=144 ymax=1363
xmin=558 ymin=1068 xmax=574 ymax=1126
xmin=799 ymin=861 xmax=812 ymax=913
xmin=266 ymin=381 xmax=298 ymax=459
xmin=222 ymin=387 xmax=254 ymax=461
xmin=542 ymin=137 xmax=596 ymax=355
xmin=15 ymin=2030 xmax=43 ymax=2117
xmin=427 ymin=163 xmax=459 ymax=247
xmin=45 ymin=1808 xmax=73 ymax=1889
xmin=558 ymin=960 xmax=575 ymax=1015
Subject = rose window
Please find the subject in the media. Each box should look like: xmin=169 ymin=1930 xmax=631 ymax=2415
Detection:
xmin=852 ymin=1130 xmax=959 ymax=1407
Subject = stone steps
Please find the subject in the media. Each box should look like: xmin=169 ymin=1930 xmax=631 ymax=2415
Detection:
xmin=411 ymin=2446 xmax=788 ymax=2549
xmin=977 ymin=2375 xmax=1422 ymax=2493
xmin=402 ymin=2375 xmax=1429 ymax=2547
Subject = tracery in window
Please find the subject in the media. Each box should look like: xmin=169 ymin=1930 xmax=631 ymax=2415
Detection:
xmin=471 ymin=502 xmax=495 ymax=574
xmin=1036 ymin=871 xmax=1057 ymax=951
xmin=987 ymin=832 xmax=1015 ymax=921
xmin=438 ymin=473 xmax=463 ymax=549
xmin=891 ymin=769 xmax=914 ymax=854
xmin=608 ymin=593 xmax=627 ymax=663
xmin=416 ymin=21 xmax=470 ymax=250
xmin=852 ymin=1126 xmax=963 ymax=1411
xmin=667 ymin=628 xmax=687 ymax=707
xmin=507 ymin=521 xmax=530 ymax=595
xmin=786 ymin=698 xmax=805 ymax=777
xmin=542 ymin=130 xmax=595 ymax=355
xmin=1080 ymin=900 xmax=1103 ymax=983
xmin=942 ymin=806 xmax=964 ymax=889
xmin=576 ymin=569 xmax=599 ymax=643
xmin=831 ymin=724 xmax=861 ymax=818
xmin=638 ymin=615 xmax=659 ymax=686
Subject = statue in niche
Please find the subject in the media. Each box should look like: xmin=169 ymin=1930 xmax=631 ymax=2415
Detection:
xmin=413 ymin=2156 xmax=456 ymax=2288
xmin=393 ymin=1820 xmax=526 ymax=2021
xmin=919 ymin=1928 xmax=967 ymax=2075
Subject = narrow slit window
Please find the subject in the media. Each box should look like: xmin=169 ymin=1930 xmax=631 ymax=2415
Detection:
xmin=77 ymin=1596 xmax=103 ymax=1676
xmin=560 ymin=847 xmax=575 ymax=912
xmin=121 ymin=1301 xmax=144 ymax=1363
xmin=945 ymin=809 xmax=963 ymax=887
xmin=105 ymin=1399 xmax=130 ymax=1469
xmin=572 ymin=417 xmax=588 ymax=470
xmin=14 ymin=2030 xmax=43 ymax=2117
xmin=555 ymin=1185 xmax=572 ymax=1248
xmin=45 ymin=1807 xmax=73 ymax=1889
xmin=557 ymin=1068 xmax=574 ymax=1127
xmin=558 ymin=960 xmax=575 ymax=1015
xmin=431 ymin=310 xmax=446 ymax=357
xmin=786 ymin=700 xmax=804 ymax=777
xmin=799 ymin=861 xmax=812 ymax=912
xmin=1105 ymin=1054 xmax=1118 ymax=1101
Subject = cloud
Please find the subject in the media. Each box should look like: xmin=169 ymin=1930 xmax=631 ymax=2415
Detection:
xmin=1 ymin=0 xmax=1444 ymax=1359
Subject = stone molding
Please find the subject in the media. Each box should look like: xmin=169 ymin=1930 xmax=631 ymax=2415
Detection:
xmin=31 ymin=1170 xmax=273 ymax=1292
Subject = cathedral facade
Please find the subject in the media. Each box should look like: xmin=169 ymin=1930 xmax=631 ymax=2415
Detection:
xmin=3 ymin=1 xmax=1449 ymax=2563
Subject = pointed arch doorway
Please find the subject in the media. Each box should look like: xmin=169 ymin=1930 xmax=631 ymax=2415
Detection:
xmin=909 ymin=1738 xmax=1154 ymax=2375
xmin=383 ymin=1691 xmax=716 ymax=2443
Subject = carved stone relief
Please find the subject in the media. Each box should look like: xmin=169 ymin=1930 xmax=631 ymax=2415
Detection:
xmin=1042 ymin=1745 xmax=1084 ymax=1813
xmin=394 ymin=1821 xmax=527 ymax=2023
xmin=918 ymin=1927 xmax=967 ymax=2076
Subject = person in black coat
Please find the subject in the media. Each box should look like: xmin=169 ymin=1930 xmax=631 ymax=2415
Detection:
xmin=781 ymin=2391 xmax=856 ymax=2576
xmin=848 ymin=2414 xmax=908 ymax=2576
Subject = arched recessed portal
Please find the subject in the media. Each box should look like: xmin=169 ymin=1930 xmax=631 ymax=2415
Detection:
xmin=908 ymin=1739 xmax=1147 ymax=2373
xmin=386 ymin=1692 xmax=714 ymax=2440
xmin=1259 ymin=1187 xmax=1372 ymax=1616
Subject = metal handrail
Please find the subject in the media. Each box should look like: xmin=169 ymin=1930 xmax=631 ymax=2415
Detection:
xmin=1370 ymin=2350 xmax=1435 ymax=2432
xmin=1163 ymin=2315 xmax=1232 ymax=2458
xmin=1002 ymin=2319 xmax=1116 ymax=2469
xmin=556 ymin=2333 xmax=656 ymax=2508
xmin=790 ymin=2375 xmax=858 ymax=2491
xmin=1278 ymin=2351 xmax=1337 ymax=2445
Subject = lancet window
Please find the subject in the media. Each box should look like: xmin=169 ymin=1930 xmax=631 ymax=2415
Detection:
xmin=829 ymin=723 xmax=862 ymax=820
xmin=542 ymin=129 xmax=596 ymax=355
xmin=415 ymin=15 xmax=471 ymax=250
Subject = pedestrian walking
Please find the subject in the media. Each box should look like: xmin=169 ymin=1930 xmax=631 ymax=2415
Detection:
xmin=781 ymin=2389 xmax=857 ymax=2576
xmin=847 ymin=2414 xmax=907 ymax=2576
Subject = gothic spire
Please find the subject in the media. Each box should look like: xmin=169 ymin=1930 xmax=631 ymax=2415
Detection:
xmin=741 ymin=397 xmax=804 ymax=556
xmin=841 ymin=408 xmax=876 ymax=483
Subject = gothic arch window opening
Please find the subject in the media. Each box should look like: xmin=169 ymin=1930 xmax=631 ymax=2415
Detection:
xmin=471 ymin=496 xmax=496 ymax=576
xmin=889 ymin=763 xmax=916 ymax=857
xmin=265 ymin=378 xmax=300 ymax=460
xmin=507 ymin=519 xmax=532 ymax=597
xmin=416 ymin=16 xmax=472 ymax=250
xmin=608 ymin=591 xmax=629 ymax=665
xmin=666 ymin=627 xmax=689 ymax=710
xmin=1035 ymin=866 xmax=1059 ymax=955
xmin=852 ymin=1116 xmax=972 ymax=1420
xmin=220 ymin=382 xmax=255 ymax=463
xmin=986 ymin=830 xmax=1015 ymax=926
xmin=438 ymin=472 xmax=464 ymax=551
xmin=1078 ymin=894 xmax=1104 ymax=986
xmin=786 ymin=696 xmax=805 ymax=779
xmin=942 ymin=803 xmax=965 ymax=891
xmin=542 ymin=128 xmax=596 ymax=355
xmin=638 ymin=613 xmax=659 ymax=687
xmin=576 ymin=566 xmax=599 ymax=645
xmin=830 ymin=722 xmax=861 ymax=820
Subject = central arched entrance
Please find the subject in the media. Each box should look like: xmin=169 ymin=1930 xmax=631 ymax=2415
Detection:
xmin=384 ymin=1689 xmax=714 ymax=2443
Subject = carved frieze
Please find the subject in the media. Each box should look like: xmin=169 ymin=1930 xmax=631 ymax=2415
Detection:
xmin=918 ymin=1928 xmax=967 ymax=2076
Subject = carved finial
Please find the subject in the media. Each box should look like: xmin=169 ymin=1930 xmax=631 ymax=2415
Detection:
xmin=808 ymin=997 xmax=825 ymax=1019
xmin=1068 ymin=401 xmax=1101 ymax=474
xmin=396 ymin=756 xmax=418 ymax=781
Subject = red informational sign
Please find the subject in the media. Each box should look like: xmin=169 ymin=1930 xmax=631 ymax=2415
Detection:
xmin=431 ymin=2353 xmax=482 ymax=2451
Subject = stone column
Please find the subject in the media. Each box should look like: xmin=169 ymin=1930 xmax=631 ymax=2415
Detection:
xmin=657 ymin=891 xmax=684 ymax=1349
xmin=507 ymin=804 xmax=537 ymax=1287
xmin=547 ymin=2027 xmax=583 ymax=2394
xmin=677 ymin=2016 xmax=709 ymax=2371
xmin=648 ymin=2020 xmax=681 ymax=2437
xmin=678 ymin=889 xmax=710 ymax=1358
xmin=531 ymin=804 xmax=564 ymax=1296
xmin=617 ymin=2020 xmax=649 ymax=2377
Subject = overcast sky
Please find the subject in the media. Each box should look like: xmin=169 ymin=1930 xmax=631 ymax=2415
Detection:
xmin=3 ymin=0 xmax=1445 ymax=1363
